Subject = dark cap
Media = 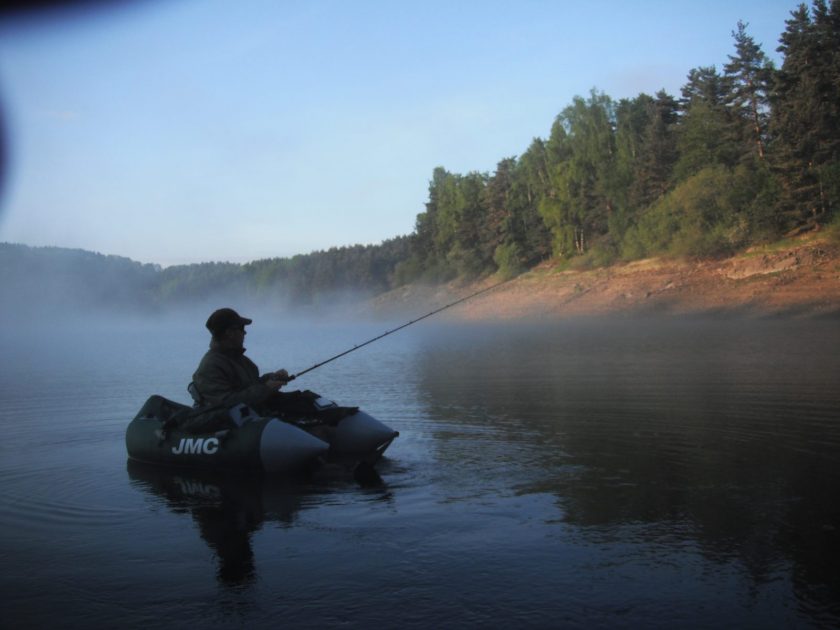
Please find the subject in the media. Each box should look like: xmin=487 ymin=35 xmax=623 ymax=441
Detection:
xmin=206 ymin=308 xmax=253 ymax=337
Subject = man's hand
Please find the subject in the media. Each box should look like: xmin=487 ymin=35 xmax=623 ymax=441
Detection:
xmin=266 ymin=369 xmax=291 ymax=390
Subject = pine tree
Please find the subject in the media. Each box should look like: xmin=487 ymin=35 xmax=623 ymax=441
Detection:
xmin=674 ymin=66 xmax=740 ymax=180
xmin=724 ymin=20 xmax=774 ymax=162
xmin=616 ymin=91 xmax=679 ymax=212
xmin=771 ymin=0 xmax=840 ymax=225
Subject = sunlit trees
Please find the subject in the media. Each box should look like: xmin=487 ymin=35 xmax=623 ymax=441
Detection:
xmin=275 ymin=0 xmax=840 ymax=289
xmin=398 ymin=2 xmax=837 ymax=279
xmin=538 ymin=91 xmax=618 ymax=256
xmin=612 ymin=90 xmax=679 ymax=244
xmin=484 ymin=157 xmax=552 ymax=277
xmin=674 ymin=66 xmax=740 ymax=181
xmin=724 ymin=21 xmax=774 ymax=163
xmin=770 ymin=0 xmax=840 ymax=227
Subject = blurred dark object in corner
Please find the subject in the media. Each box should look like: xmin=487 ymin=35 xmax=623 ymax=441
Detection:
xmin=0 ymin=0 xmax=139 ymax=18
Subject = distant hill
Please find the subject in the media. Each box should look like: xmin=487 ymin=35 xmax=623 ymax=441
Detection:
xmin=0 ymin=238 xmax=412 ymax=318
xmin=0 ymin=243 xmax=161 ymax=317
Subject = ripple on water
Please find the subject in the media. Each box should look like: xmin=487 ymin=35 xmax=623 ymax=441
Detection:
xmin=0 ymin=466 xmax=137 ymax=535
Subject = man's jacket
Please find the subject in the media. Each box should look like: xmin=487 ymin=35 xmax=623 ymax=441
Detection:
xmin=191 ymin=341 xmax=274 ymax=409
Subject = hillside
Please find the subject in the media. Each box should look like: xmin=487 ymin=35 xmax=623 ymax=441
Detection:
xmin=367 ymin=232 xmax=840 ymax=320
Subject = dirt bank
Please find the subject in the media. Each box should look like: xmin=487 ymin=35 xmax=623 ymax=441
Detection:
xmin=366 ymin=232 xmax=840 ymax=320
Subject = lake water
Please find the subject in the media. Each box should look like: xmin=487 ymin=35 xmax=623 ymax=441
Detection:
xmin=1 ymin=315 xmax=839 ymax=628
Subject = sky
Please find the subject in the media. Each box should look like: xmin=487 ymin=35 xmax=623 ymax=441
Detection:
xmin=0 ymin=0 xmax=798 ymax=267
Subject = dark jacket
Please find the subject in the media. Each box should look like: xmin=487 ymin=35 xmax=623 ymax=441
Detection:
xmin=191 ymin=341 xmax=274 ymax=409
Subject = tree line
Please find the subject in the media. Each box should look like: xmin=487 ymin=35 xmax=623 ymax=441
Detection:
xmin=0 ymin=238 xmax=413 ymax=314
xmin=398 ymin=0 xmax=840 ymax=281
xmin=155 ymin=236 xmax=412 ymax=306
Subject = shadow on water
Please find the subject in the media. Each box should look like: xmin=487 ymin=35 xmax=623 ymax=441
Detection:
xmin=126 ymin=460 xmax=390 ymax=588
xmin=414 ymin=317 xmax=840 ymax=623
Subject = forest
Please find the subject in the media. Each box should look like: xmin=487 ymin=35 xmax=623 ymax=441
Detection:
xmin=400 ymin=0 xmax=840 ymax=282
xmin=1 ymin=0 xmax=838 ymax=312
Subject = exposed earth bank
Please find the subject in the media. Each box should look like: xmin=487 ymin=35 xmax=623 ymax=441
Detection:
xmin=366 ymin=232 xmax=840 ymax=321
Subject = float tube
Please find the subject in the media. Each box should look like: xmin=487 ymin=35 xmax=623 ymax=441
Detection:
xmin=126 ymin=395 xmax=398 ymax=474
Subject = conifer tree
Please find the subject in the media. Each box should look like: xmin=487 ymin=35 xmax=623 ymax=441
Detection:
xmin=616 ymin=91 xmax=679 ymax=213
xmin=674 ymin=66 xmax=740 ymax=180
xmin=771 ymin=0 xmax=840 ymax=224
xmin=724 ymin=20 xmax=774 ymax=162
xmin=482 ymin=158 xmax=517 ymax=266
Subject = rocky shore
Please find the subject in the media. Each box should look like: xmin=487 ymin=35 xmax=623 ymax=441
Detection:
xmin=367 ymin=232 xmax=840 ymax=321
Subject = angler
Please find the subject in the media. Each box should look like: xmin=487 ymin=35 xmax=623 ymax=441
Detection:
xmin=127 ymin=281 xmax=510 ymax=474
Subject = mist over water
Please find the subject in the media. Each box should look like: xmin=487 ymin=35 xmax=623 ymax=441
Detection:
xmin=1 ymin=314 xmax=839 ymax=627
xmin=0 ymin=242 xmax=394 ymax=331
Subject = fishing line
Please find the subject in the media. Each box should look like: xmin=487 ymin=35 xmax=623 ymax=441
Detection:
xmin=287 ymin=277 xmax=514 ymax=381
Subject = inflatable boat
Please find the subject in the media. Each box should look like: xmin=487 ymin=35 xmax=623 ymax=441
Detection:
xmin=126 ymin=394 xmax=398 ymax=474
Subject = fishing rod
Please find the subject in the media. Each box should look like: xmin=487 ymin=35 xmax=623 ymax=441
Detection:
xmin=286 ymin=277 xmax=514 ymax=382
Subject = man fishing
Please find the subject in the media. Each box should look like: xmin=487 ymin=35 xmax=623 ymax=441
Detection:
xmin=190 ymin=307 xmax=291 ymax=410
xmin=187 ymin=307 xmax=354 ymax=437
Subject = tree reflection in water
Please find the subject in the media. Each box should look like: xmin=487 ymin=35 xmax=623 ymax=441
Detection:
xmin=414 ymin=318 xmax=840 ymax=620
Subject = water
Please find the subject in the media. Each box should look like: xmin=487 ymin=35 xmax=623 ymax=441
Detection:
xmin=1 ymin=316 xmax=839 ymax=628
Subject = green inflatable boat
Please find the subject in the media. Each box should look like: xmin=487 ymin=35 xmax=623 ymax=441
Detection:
xmin=126 ymin=395 xmax=399 ymax=474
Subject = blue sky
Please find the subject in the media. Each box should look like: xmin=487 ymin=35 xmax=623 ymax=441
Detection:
xmin=0 ymin=0 xmax=796 ymax=266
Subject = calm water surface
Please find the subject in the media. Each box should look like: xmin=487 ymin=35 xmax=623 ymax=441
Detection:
xmin=1 ymin=316 xmax=839 ymax=628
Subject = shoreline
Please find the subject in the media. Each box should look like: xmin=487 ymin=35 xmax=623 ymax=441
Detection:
xmin=364 ymin=232 xmax=840 ymax=321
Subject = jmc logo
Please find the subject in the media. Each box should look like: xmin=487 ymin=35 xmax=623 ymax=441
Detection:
xmin=171 ymin=437 xmax=219 ymax=455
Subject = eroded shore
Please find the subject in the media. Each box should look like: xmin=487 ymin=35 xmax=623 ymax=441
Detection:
xmin=366 ymin=233 xmax=840 ymax=321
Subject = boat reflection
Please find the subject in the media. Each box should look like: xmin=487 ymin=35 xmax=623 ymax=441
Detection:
xmin=127 ymin=460 xmax=385 ymax=586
